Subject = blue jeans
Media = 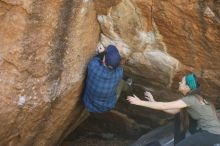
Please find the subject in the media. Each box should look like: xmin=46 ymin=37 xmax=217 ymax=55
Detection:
xmin=176 ymin=130 xmax=220 ymax=146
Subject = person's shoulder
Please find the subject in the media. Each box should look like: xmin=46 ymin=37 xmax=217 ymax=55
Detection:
xmin=89 ymin=56 xmax=100 ymax=63
xmin=182 ymin=95 xmax=196 ymax=100
xmin=88 ymin=56 xmax=102 ymax=68
xmin=185 ymin=94 xmax=196 ymax=98
xmin=113 ymin=66 xmax=123 ymax=79
xmin=116 ymin=66 xmax=123 ymax=71
xmin=115 ymin=66 xmax=123 ymax=74
xmin=181 ymin=95 xmax=197 ymax=106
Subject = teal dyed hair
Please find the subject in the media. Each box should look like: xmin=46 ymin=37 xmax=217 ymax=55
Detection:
xmin=185 ymin=73 xmax=197 ymax=90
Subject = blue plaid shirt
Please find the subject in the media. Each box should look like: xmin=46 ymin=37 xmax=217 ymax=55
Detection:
xmin=83 ymin=56 xmax=123 ymax=113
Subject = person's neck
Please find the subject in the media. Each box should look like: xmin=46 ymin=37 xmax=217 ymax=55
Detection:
xmin=182 ymin=90 xmax=190 ymax=96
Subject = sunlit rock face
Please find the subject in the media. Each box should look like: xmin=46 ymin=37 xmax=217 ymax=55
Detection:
xmin=152 ymin=0 xmax=220 ymax=102
xmin=0 ymin=0 xmax=99 ymax=146
xmin=1 ymin=0 xmax=220 ymax=146
xmin=96 ymin=0 xmax=220 ymax=105
xmin=96 ymin=0 xmax=180 ymax=92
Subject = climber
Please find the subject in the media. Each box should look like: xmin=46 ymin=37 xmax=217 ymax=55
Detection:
xmin=127 ymin=73 xmax=220 ymax=146
xmin=83 ymin=43 xmax=125 ymax=113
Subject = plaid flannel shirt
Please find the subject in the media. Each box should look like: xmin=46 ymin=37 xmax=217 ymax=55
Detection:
xmin=83 ymin=56 xmax=123 ymax=113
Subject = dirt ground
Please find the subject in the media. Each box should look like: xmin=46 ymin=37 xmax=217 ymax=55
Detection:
xmin=61 ymin=137 xmax=133 ymax=146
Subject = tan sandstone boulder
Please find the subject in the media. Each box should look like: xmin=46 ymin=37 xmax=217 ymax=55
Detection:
xmin=1 ymin=0 xmax=220 ymax=145
xmin=0 ymin=0 xmax=99 ymax=145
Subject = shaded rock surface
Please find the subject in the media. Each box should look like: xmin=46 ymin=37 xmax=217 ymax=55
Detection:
xmin=1 ymin=0 xmax=220 ymax=146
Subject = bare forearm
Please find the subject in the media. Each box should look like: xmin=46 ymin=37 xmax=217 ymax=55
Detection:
xmin=139 ymin=101 xmax=169 ymax=111
xmin=127 ymin=95 xmax=187 ymax=111
xmin=139 ymin=100 xmax=182 ymax=112
xmin=143 ymin=101 xmax=180 ymax=114
xmin=163 ymin=109 xmax=180 ymax=114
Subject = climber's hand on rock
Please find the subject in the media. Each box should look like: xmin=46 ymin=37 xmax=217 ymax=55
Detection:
xmin=98 ymin=43 xmax=105 ymax=53
xmin=127 ymin=94 xmax=143 ymax=106
xmin=144 ymin=91 xmax=155 ymax=102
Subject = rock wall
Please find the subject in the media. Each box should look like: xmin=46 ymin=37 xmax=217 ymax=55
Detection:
xmin=0 ymin=0 xmax=99 ymax=146
xmin=1 ymin=0 xmax=220 ymax=146
xmin=84 ymin=0 xmax=220 ymax=141
xmin=96 ymin=0 xmax=220 ymax=104
xmin=65 ymin=1 xmax=220 ymax=145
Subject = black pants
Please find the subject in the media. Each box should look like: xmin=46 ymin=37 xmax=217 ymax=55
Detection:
xmin=174 ymin=113 xmax=220 ymax=146
xmin=174 ymin=113 xmax=197 ymax=145
xmin=176 ymin=130 xmax=220 ymax=146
